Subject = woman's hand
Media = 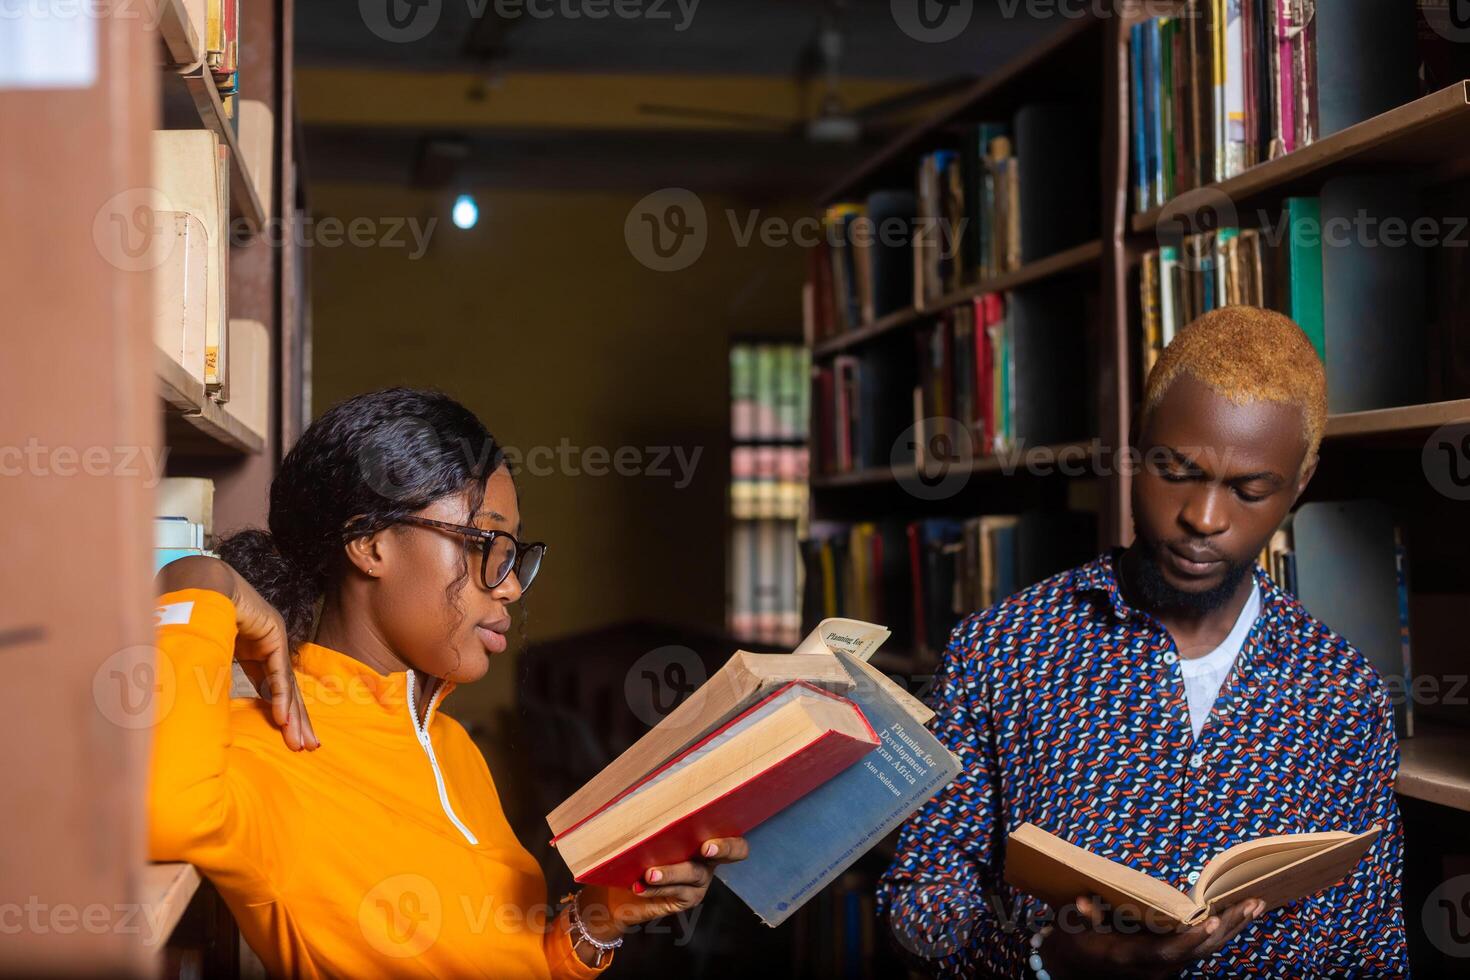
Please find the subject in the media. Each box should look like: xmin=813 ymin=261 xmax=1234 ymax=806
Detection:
xmin=1041 ymin=895 xmax=1264 ymax=980
xmin=572 ymin=837 xmax=750 ymax=951
xmin=156 ymin=555 xmax=319 ymax=752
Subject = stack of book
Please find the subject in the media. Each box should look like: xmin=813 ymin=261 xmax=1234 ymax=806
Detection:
xmin=730 ymin=446 xmax=807 ymax=521
xmin=152 ymin=117 xmax=274 ymax=440
xmin=728 ymin=342 xmax=810 ymax=648
xmin=154 ymin=477 xmax=217 ymax=572
xmin=1130 ymin=2 xmax=1439 ymax=213
xmin=547 ymin=620 xmax=961 ymax=927
xmin=806 ymin=108 xmax=1094 ymax=342
xmin=915 ymin=293 xmax=1013 ymax=462
xmin=1139 ymin=176 xmax=1431 ymax=417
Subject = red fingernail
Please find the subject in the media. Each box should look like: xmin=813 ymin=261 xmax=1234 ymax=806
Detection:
xmin=631 ymin=882 xmax=644 ymax=894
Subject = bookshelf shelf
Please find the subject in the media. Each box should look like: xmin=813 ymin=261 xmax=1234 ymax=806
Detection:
xmin=138 ymin=863 xmax=201 ymax=953
xmin=1131 ymin=81 xmax=1470 ymax=235
xmin=810 ymin=439 xmax=1097 ymax=490
xmin=1324 ymin=399 xmax=1470 ymax=441
xmin=155 ymin=0 xmax=204 ymax=69
xmin=1398 ymin=735 xmax=1470 ymax=812
xmin=811 ymin=240 xmax=1104 ymax=358
xmin=161 ymin=68 xmax=268 ymax=239
xmin=155 ymin=347 xmax=266 ymax=455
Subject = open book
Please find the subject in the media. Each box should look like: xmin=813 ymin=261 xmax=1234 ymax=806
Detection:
xmin=1005 ymin=822 xmax=1381 ymax=928
xmin=548 ymin=618 xmax=961 ymax=922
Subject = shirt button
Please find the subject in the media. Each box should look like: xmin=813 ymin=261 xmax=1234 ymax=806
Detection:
xmin=1189 ymin=752 xmax=1205 ymax=768
xmin=1186 ymin=870 xmax=1201 ymax=885
xmin=1163 ymin=651 xmax=1179 ymax=665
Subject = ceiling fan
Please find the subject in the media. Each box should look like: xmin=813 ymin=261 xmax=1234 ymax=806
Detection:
xmin=635 ymin=1 xmax=974 ymax=144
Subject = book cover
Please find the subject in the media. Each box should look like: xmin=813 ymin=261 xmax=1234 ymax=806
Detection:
xmin=1319 ymin=177 xmax=1427 ymax=412
xmin=560 ymin=682 xmax=879 ymax=888
xmin=1293 ymin=500 xmax=1413 ymax=736
xmin=716 ymin=650 xmax=963 ymax=926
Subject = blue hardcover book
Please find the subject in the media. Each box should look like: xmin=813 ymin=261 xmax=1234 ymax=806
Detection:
xmin=1130 ymin=23 xmax=1148 ymax=212
xmin=1146 ymin=18 xmax=1164 ymax=209
xmin=715 ymin=649 xmax=962 ymax=926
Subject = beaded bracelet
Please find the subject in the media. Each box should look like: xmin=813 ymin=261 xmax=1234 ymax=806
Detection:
xmin=1027 ymin=925 xmax=1054 ymax=980
xmin=560 ymin=891 xmax=623 ymax=968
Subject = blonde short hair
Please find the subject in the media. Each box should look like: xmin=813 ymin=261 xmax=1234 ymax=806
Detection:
xmin=1141 ymin=306 xmax=1327 ymax=464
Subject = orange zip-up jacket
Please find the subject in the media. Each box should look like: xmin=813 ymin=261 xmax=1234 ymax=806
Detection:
xmin=148 ymin=588 xmax=607 ymax=979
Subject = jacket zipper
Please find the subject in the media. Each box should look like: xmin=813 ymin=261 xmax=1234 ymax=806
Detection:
xmin=405 ymin=671 xmax=479 ymax=846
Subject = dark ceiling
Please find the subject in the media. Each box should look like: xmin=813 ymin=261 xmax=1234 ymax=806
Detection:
xmin=296 ymin=0 xmax=1065 ymax=198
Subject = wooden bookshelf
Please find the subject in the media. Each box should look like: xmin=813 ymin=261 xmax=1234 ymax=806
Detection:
xmin=811 ymin=240 xmax=1104 ymax=357
xmin=797 ymin=8 xmax=1470 ymax=972
xmin=810 ymin=439 xmax=1099 ymax=490
xmin=0 ymin=0 xmax=303 ymax=974
xmin=158 ymin=40 xmax=268 ymax=237
xmin=156 ymin=0 xmax=204 ymax=69
xmin=1399 ymin=734 xmax=1470 ymax=813
xmin=1324 ymin=399 xmax=1470 ymax=441
xmin=139 ymin=863 xmax=203 ymax=954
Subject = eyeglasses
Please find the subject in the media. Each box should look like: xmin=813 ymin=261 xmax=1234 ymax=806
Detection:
xmin=396 ymin=516 xmax=546 ymax=593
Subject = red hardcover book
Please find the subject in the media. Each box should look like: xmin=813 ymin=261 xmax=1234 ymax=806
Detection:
xmin=972 ymin=296 xmax=994 ymax=452
xmin=907 ymin=522 xmax=928 ymax=653
xmin=555 ymin=682 xmax=877 ymax=888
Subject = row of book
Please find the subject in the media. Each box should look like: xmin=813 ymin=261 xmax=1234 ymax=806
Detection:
xmin=730 ymin=446 xmax=808 ymax=521
xmin=914 ymin=129 xmax=1020 ymax=304
xmin=1138 ymin=176 xmax=1431 ymax=415
xmin=806 ymin=104 xmax=1096 ymax=342
xmin=916 ymin=293 xmax=1013 ymax=463
xmin=800 ymin=511 xmax=1096 ymax=658
xmin=152 ymin=112 xmax=273 ymax=439
xmin=813 ymin=289 xmax=1092 ymax=476
xmin=1130 ymin=1 xmax=1462 ymax=214
xmin=1138 ymin=197 xmax=1324 ymax=379
xmin=730 ymin=343 xmax=809 ymax=443
xmin=174 ymin=0 xmax=241 ymax=108
xmin=727 ymin=519 xmax=802 ymax=649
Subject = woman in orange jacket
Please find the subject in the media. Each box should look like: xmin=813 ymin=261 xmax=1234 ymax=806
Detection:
xmin=150 ymin=387 xmax=747 ymax=978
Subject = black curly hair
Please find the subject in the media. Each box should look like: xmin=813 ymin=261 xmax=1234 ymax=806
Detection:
xmin=217 ymin=387 xmax=506 ymax=646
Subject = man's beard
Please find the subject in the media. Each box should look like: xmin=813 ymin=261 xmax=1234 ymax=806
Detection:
xmin=1127 ymin=543 xmax=1255 ymax=615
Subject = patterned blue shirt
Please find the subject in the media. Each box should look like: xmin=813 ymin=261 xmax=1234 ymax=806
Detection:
xmin=878 ymin=550 xmax=1408 ymax=977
